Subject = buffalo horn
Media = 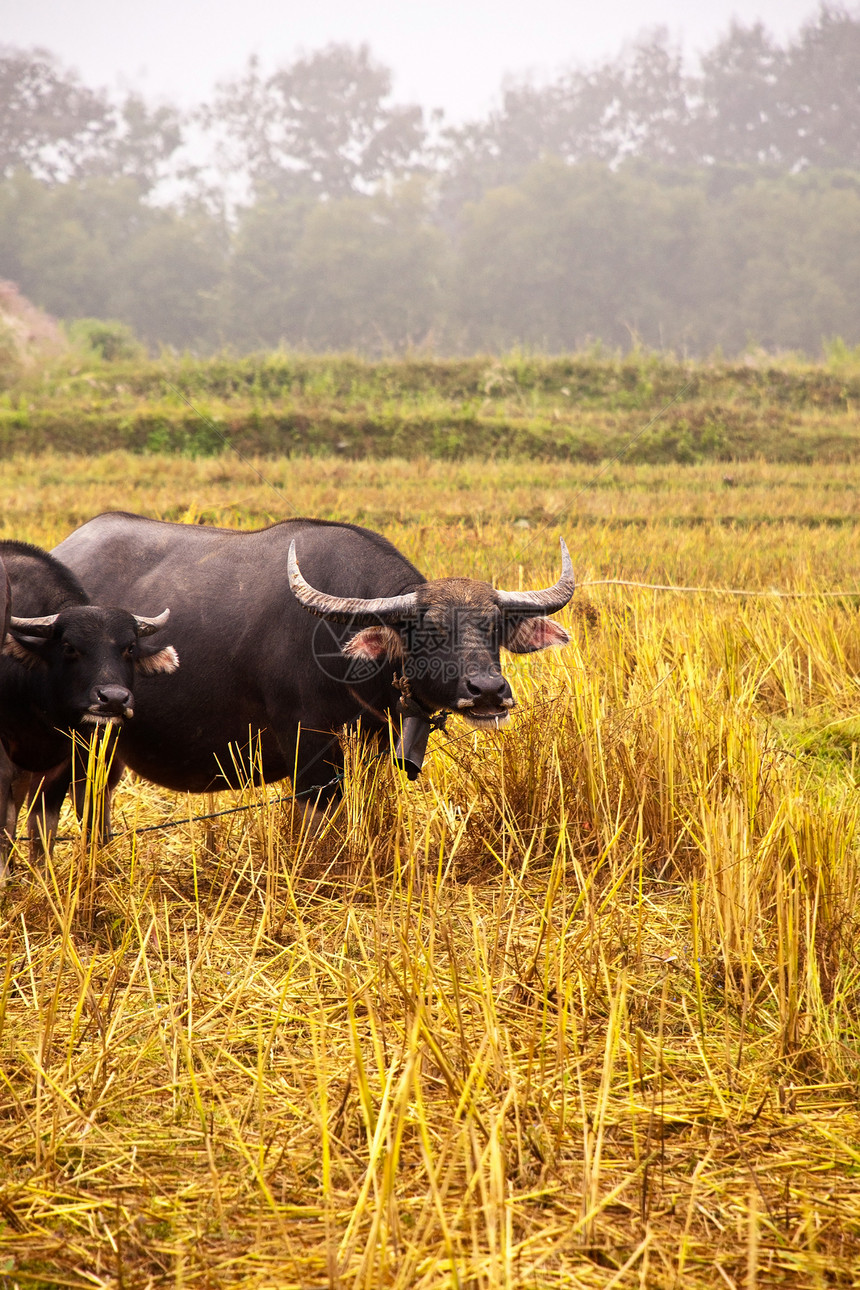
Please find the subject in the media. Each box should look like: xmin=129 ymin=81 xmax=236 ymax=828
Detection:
xmin=133 ymin=608 xmax=170 ymax=637
xmin=9 ymin=613 xmax=60 ymax=638
xmin=288 ymin=541 xmax=420 ymax=625
xmin=495 ymin=538 xmax=575 ymax=616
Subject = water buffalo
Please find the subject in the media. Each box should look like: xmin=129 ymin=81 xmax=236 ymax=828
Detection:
xmin=0 ymin=556 xmax=16 ymax=855
xmin=0 ymin=540 xmax=178 ymax=869
xmin=52 ymin=513 xmax=574 ymax=808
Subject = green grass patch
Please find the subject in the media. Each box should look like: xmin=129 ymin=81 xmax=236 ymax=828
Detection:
xmin=3 ymin=350 xmax=860 ymax=461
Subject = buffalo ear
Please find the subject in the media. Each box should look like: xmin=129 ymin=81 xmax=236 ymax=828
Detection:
xmin=503 ymin=616 xmax=569 ymax=654
xmin=343 ymin=626 xmax=404 ymax=662
xmin=2 ymin=633 xmax=49 ymax=668
xmin=136 ymin=644 xmax=180 ymax=675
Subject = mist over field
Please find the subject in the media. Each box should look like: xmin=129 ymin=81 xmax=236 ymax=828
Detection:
xmin=0 ymin=5 xmax=859 ymax=357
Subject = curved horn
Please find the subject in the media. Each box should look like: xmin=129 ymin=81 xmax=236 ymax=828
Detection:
xmin=133 ymin=608 xmax=170 ymax=637
xmin=288 ymin=541 xmax=420 ymax=625
xmin=10 ymin=613 xmax=60 ymax=638
xmin=495 ymin=538 xmax=575 ymax=616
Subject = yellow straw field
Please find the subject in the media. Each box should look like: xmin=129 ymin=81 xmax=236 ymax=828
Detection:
xmin=2 ymin=454 xmax=860 ymax=1288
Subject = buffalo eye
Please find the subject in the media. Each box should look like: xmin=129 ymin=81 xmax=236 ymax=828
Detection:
xmin=122 ymin=643 xmax=135 ymax=659
xmin=62 ymin=641 xmax=80 ymax=660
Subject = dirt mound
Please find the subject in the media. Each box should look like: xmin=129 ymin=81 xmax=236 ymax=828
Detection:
xmin=0 ymin=281 xmax=67 ymax=376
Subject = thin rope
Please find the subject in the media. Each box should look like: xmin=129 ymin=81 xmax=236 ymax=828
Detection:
xmin=34 ymin=772 xmax=344 ymax=846
xmin=579 ymin=578 xmax=860 ymax=598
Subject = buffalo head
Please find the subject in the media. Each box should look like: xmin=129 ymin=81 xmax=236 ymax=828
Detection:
xmin=288 ymin=538 xmax=574 ymax=727
xmin=3 ymin=606 xmax=179 ymax=727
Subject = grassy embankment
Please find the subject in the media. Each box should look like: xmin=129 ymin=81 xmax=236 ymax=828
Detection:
xmin=2 ymin=357 xmax=860 ymax=1286
xmin=1 ymin=348 xmax=860 ymax=462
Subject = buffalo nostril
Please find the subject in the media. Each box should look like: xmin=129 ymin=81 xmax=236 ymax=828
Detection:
xmin=96 ymin=686 xmax=133 ymax=709
xmin=466 ymin=673 xmax=509 ymax=702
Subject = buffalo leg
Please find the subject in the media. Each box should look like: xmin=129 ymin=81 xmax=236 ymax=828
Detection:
xmin=291 ymin=731 xmax=345 ymax=811
xmin=56 ymin=730 xmax=124 ymax=847
xmin=0 ymin=763 xmax=37 ymax=880
xmin=67 ymin=746 xmax=124 ymax=845
xmin=28 ymin=761 xmax=72 ymax=859
xmin=0 ymin=744 xmax=20 ymax=882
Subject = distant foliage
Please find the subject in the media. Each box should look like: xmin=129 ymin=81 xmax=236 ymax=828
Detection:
xmin=0 ymin=173 xmax=225 ymax=348
xmin=450 ymin=162 xmax=860 ymax=354
xmin=202 ymin=44 xmax=426 ymax=201
xmin=0 ymin=45 xmax=181 ymax=190
xmin=438 ymin=4 xmax=860 ymax=207
xmin=67 ymin=317 xmax=144 ymax=361
xmin=223 ymin=181 xmax=445 ymax=351
xmin=0 ymin=10 xmax=859 ymax=355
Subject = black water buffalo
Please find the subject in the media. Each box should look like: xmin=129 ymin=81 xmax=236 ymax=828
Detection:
xmin=53 ymin=513 xmax=574 ymax=809
xmin=1 ymin=557 xmax=9 ymax=637
xmin=0 ymin=556 xmax=15 ymax=853
xmin=0 ymin=541 xmax=178 ymax=867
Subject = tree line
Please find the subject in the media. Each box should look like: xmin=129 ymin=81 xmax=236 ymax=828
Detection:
xmin=0 ymin=6 xmax=858 ymax=356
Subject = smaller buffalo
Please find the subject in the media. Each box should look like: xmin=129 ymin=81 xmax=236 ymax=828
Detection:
xmin=0 ymin=555 xmax=16 ymax=856
xmin=0 ymin=541 xmax=178 ymax=875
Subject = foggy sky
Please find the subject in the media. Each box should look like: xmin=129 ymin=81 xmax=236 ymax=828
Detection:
xmin=1 ymin=0 xmax=825 ymax=122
